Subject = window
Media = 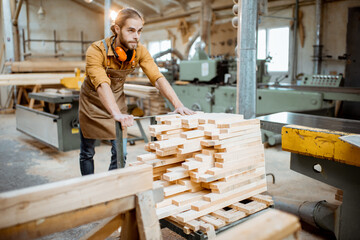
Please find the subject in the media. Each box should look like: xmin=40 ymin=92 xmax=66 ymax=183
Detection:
xmin=148 ymin=40 xmax=171 ymax=61
xmin=257 ymin=27 xmax=289 ymax=72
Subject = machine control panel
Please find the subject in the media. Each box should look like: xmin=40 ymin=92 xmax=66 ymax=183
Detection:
xmin=301 ymin=74 xmax=343 ymax=87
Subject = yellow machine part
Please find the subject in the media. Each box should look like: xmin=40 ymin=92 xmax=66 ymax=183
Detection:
xmin=60 ymin=68 xmax=85 ymax=90
xmin=282 ymin=125 xmax=360 ymax=167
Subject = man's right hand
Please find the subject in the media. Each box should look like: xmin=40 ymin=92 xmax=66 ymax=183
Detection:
xmin=113 ymin=114 xmax=134 ymax=129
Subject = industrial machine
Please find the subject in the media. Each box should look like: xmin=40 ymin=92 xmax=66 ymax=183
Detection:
xmin=171 ymin=48 xmax=360 ymax=145
xmin=16 ymin=90 xmax=82 ymax=151
xmin=173 ymin=48 xmax=360 ymax=114
xmin=16 ymin=70 xmax=147 ymax=151
xmin=258 ymin=112 xmax=360 ymax=239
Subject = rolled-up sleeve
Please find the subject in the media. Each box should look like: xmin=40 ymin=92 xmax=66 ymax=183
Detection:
xmin=139 ymin=47 xmax=164 ymax=86
xmin=86 ymin=44 xmax=111 ymax=90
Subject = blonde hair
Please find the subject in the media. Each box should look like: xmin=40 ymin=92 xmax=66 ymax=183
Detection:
xmin=110 ymin=8 xmax=144 ymax=36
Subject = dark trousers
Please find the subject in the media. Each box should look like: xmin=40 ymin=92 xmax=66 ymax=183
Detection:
xmin=79 ymin=129 xmax=127 ymax=176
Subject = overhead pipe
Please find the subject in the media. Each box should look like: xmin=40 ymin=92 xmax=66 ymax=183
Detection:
xmin=146 ymin=4 xmax=233 ymax=25
xmin=153 ymin=48 xmax=184 ymax=62
xmin=313 ymin=0 xmax=323 ymax=74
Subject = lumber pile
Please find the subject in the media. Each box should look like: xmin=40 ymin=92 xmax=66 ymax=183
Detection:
xmin=124 ymin=83 xmax=170 ymax=115
xmin=130 ymin=113 xmax=269 ymax=235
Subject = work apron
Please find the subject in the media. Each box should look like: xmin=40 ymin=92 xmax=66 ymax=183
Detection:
xmin=79 ymin=62 xmax=134 ymax=140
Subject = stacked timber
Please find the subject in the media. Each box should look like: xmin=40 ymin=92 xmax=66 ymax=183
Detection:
xmin=124 ymin=83 xmax=170 ymax=115
xmin=130 ymin=113 xmax=270 ymax=236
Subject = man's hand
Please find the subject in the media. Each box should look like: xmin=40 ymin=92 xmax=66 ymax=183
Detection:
xmin=173 ymin=106 xmax=195 ymax=115
xmin=113 ymin=114 xmax=134 ymax=129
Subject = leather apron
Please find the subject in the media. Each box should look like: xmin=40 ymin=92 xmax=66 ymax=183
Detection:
xmin=79 ymin=39 xmax=135 ymax=140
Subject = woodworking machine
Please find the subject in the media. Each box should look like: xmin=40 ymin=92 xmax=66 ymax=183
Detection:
xmin=258 ymin=112 xmax=360 ymax=239
xmin=172 ymin=49 xmax=360 ymax=145
xmin=173 ymin=50 xmax=360 ymax=115
xmin=16 ymin=70 xmax=147 ymax=151
xmin=16 ymin=90 xmax=82 ymax=151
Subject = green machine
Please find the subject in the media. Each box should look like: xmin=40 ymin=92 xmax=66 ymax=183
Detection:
xmin=172 ymin=50 xmax=360 ymax=146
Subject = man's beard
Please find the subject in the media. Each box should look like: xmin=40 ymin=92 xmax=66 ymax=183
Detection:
xmin=119 ymin=36 xmax=138 ymax=50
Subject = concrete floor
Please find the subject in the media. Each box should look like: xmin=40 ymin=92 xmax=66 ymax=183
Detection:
xmin=0 ymin=113 xmax=340 ymax=239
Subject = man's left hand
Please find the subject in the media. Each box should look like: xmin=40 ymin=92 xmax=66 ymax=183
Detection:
xmin=173 ymin=106 xmax=195 ymax=115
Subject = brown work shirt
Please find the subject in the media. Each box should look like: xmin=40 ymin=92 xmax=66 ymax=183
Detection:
xmin=85 ymin=36 xmax=164 ymax=90
xmin=79 ymin=36 xmax=164 ymax=140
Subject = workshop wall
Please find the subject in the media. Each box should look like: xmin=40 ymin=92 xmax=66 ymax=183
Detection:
xmin=142 ymin=0 xmax=359 ymax=83
xmin=16 ymin=0 xmax=104 ymax=61
xmin=259 ymin=0 xmax=360 ymax=82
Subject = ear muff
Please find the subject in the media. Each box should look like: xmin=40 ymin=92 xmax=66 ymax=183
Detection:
xmin=114 ymin=46 xmax=127 ymax=62
xmin=111 ymin=37 xmax=136 ymax=62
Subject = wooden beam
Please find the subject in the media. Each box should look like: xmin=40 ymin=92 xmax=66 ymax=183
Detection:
xmin=135 ymin=190 xmax=162 ymax=240
xmin=0 ymin=195 xmax=135 ymax=240
xmin=79 ymin=215 xmax=122 ymax=240
xmin=0 ymin=73 xmax=74 ymax=86
xmin=0 ymin=165 xmax=153 ymax=229
xmin=7 ymin=61 xmax=85 ymax=72
xmin=215 ymin=209 xmax=301 ymax=240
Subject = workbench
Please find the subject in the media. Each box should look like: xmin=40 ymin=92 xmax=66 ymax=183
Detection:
xmin=258 ymin=112 xmax=360 ymax=240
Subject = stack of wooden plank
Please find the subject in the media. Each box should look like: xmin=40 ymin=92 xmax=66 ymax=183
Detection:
xmin=130 ymin=113 xmax=270 ymax=236
xmin=123 ymin=83 xmax=170 ymax=115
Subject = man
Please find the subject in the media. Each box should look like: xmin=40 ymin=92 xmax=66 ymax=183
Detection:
xmin=78 ymin=8 xmax=194 ymax=175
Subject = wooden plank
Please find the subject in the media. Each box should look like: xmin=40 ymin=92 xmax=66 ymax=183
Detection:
xmin=172 ymin=190 xmax=209 ymax=206
xmin=163 ymin=184 xmax=189 ymax=197
xmin=0 ymin=73 xmax=74 ymax=86
xmin=215 ymin=209 xmax=301 ymax=240
xmin=121 ymin=209 xmax=139 ymax=240
xmin=8 ymin=61 xmax=85 ymax=73
xmin=211 ymin=209 xmax=246 ymax=223
xmin=199 ymin=215 xmax=226 ymax=229
xmin=156 ymin=204 xmax=191 ymax=219
xmin=136 ymin=190 xmax=162 ymax=240
xmin=212 ymin=127 xmax=259 ymax=140
xmin=79 ymin=215 xmax=122 ymax=240
xmin=199 ymin=161 xmax=264 ymax=183
xmin=230 ymin=201 xmax=267 ymax=214
xmin=207 ymin=157 xmax=264 ymax=175
xmin=0 ymin=165 xmax=153 ymax=229
xmin=199 ymin=178 xmax=267 ymax=204
xmin=210 ymin=171 xmax=265 ymax=194
xmin=181 ymin=130 xmax=205 ymax=139
xmin=175 ymin=185 xmax=267 ymax=222
xmin=0 ymin=195 xmax=134 ymax=240
xmin=163 ymin=169 xmax=189 ymax=181
xmin=214 ymin=154 xmax=264 ymax=168
xmin=250 ymin=194 xmax=274 ymax=206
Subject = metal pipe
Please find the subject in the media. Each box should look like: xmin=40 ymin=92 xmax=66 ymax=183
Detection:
xmin=25 ymin=0 xmax=30 ymax=50
xmin=290 ymin=0 xmax=299 ymax=84
xmin=184 ymin=30 xmax=200 ymax=59
xmin=274 ymin=199 xmax=337 ymax=233
xmin=313 ymin=0 xmax=323 ymax=74
xmin=153 ymin=48 xmax=184 ymax=61
xmin=146 ymin=4 xmax=233 ymax=25
xmin=11 ymin=0 xmax=24 ymax=26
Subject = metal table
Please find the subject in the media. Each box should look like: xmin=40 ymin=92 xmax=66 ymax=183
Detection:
xmin=258 ymin=112 xmax=360 ymax=240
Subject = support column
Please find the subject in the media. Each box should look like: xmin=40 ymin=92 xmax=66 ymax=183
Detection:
xmin=236 ymin=0 xmax=257 ymax=119
xmin=2 ymin=0 xmax=15 ymax=62
xmin=104 ymin=0 xmax=111 ymax=38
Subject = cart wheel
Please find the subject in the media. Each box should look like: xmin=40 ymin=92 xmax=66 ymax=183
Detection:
xmin=129 ymin=140 xmax=135 ymax=145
